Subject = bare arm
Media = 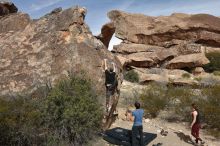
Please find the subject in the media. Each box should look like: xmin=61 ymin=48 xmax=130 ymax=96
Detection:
xmin=104 ymin=59 xmax=108 ymax=71
xmin=127 ymin=111 xmax=134 ymax=122
xmin=191 ymin=111 xmax=197 ymax=127
xmin=112 ymin=62 xmax=116 ymax=72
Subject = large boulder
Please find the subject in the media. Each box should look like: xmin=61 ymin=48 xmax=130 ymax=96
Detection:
xmin=0 ymin=1 xmax=18 ymax=16
xmin=108 ymin=11 xmax=220 ymax=47
xmin=0 ymin=6 xmax=123 ymax=129
xmin=0 ymin=6 xmax=123 ymax=96
xmin=96 ymin=22 xmax=115 ymax=48
xmin=166 ymin=53 xmax=210 ymax=69
xmin=113 ymin=43 xmax=177 ymax=68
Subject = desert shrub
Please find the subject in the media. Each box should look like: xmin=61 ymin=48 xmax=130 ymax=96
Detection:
xmin=182 ymin=73 xmax=191 ymax=78
xmin=175 ymin=85 xmax=220 ymax=138
xmin=200 ymin=76 xmax=220 ymax=86
xmin=124 ymin=70 xmax=139 ymax=83
xmin=213 ymin=71 xmax=220 ymax=76
xmin=0 ymin=97 xmax=43 ymax=146
xmin=42 ymin=74 xmax=103 ymax=145
xmin=139 ymin=82 xmax=220 ymax=138
xmin=199 ymin=85 xmax=220 ymax=136
xmin=194 ymin=77 xmax=202 ymax=81
xmin=204 ymin=52 xmax=220 ymax=72
xmin=0 ymin=74 xmax=103 ymax=145
xmin=140 ymin=83 xmax=169 ymax=118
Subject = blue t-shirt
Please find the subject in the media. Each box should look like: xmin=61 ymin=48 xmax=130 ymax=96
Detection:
xmin=132 ymin=109 xmax=144 ymax=126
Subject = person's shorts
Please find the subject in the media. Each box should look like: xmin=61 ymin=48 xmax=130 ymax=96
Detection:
xmin=192 ymin=123 xmax=201 ymax=135
xmin=106 ymin=85 xmax=115 ymax=99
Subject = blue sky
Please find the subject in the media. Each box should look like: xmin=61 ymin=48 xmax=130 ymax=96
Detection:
xmin=10 ymin=0 xmax=220 ymax=49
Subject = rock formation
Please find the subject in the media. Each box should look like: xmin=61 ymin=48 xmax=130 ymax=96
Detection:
xmin=0 ymin=1 xmax=18 ymax=16
xmin=0 ymin=4 xmax=122 ymax=129
xmin=100 ymin=10 xmax=220 ymax=85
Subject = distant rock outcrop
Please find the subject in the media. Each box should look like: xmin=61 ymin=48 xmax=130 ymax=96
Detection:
xmin=101 ymin=10 xmax=220 ymax=85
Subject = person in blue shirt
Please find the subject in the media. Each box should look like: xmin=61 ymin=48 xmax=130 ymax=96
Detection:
xmin=131 ymin=102 xmax=144 ymax=146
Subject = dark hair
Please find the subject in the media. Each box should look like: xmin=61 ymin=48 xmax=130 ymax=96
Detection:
xmin=109 ymin=68 xmax=113 ymax=72
xmin=134 ymin=102 xmax=140 ymax=109
xmin=192 ymin=103 xmax=198 ymax=110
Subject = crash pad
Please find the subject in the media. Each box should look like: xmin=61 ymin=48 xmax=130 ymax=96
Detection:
xmin=103 ymin=127 xmax=157 ymax=146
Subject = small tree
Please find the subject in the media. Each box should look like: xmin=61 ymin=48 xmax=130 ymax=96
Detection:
xmin=204 ymin=52 xmax=220 ymax=72
xmin=42 ymin=74 xmax=103 ymax=145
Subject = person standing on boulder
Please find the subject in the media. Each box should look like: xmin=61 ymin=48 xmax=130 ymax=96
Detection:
xmin=190 ymin=103 xmax=204 ymax=145
xmin=104 ymin=59 xmax=117 ymax=113
xmin=131 ymin=102 xmax=144 ymax=146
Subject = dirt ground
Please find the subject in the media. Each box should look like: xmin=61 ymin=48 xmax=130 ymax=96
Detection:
xmin=92 ymin=107 xmax=220 ymax=146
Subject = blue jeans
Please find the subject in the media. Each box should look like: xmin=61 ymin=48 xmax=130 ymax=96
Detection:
xmin=132 ymin=125 xmax=143 ymax=146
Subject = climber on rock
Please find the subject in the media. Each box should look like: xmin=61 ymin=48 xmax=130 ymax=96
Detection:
xmin=104 ymin=59 xmax=117 ymax=113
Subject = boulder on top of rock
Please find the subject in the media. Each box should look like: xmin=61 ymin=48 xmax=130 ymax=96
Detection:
xmin=97 ymin=22 xmax=115 ymax=48
xmin=115 ymin=47 xmax=176 ymax=68
xmin=108 ymin=10 xmax=220 ymax=47
xmin=192 ymin=67 xmax=205 ymax=75
xmin=0 ymin=1 xmax=18 ymax=16
xmin=166 ymin=53 xmax=210 ymax=69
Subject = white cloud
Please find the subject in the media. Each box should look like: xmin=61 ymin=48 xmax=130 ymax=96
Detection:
xmin=30 ymin=0 xmax=64 ymax=11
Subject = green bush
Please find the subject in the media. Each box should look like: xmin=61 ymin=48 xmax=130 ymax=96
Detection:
xmin=139 ymin=83 xmax=220 ymax=138
xmin=42 ymin=75 xmax=103 ymax=145
xmin=0 ymin=97 xmax=43 ymax=146
xmin=124 ymin=70 xmax=139 ymax=83
xmin=182 ymin=73 xmax=191 ymax=78
xmin=140 ymin=84 xmax=169 ymax=118
xmin=213 ymin=71 xmax=220 ymax=76
xmin=204 ymin=52 xmax=220 ymax=72
xmin=0 ymin=74 xmax=103 ymax=145
xmin=199 ymin=85 xmax=220 ymax=137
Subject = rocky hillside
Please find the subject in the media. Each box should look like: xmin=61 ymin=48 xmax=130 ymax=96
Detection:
xmin=99 ymin=10 xmax=220 ymax=86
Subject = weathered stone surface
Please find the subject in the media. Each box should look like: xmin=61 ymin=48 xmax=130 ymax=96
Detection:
xmin=0 ymin=13 xmax=31 ymax=33
xmin=108 ymin=11 xmax=220 ymax=47
xmin=97 ymin=22 xmax=115 ymax=48
xmin=0 ymin=7 xmax=122 ymax=97
xmin=174 ymin=42 xmax=202 ymax=55
xmin=205 ymin=46 xmax=220 ymax=53
xmin=113 ymin=43 xmax=177 ymax=68
xmin=112 ymin=43 xmax=164 ymax=54
xmin=192 ymin=67 xmax=205 ymax=75
xmin=0 ymin=1 xmax=17 ymax=16
xmin=116 ymin=55 xmax=129 ymax=67
xmin=166 ymin=53 xmax=210 ymax=69
xmin=136 ymin=71 xmax=168 ymax=84
xmin=167 ymin=69 xmax=191 ymax=80
xmin=171 ymin=78 xmax=198 ymax=86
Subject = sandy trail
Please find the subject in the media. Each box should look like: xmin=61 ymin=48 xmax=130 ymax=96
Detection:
xmin=93 ymin=107 xmax=219 ymax=146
